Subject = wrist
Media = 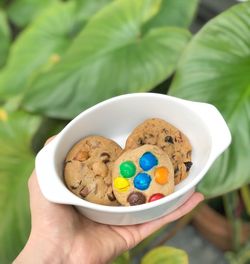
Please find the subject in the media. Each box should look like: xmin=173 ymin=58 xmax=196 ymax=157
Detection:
xmin=14 ymin=234 xmax=65 ymax=264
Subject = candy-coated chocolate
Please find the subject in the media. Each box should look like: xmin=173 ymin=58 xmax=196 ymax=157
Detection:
xmin=127 ymin=192 xmax=146 ymax=206
xmin=120 ymin=161 xmax=136 ymax=178
xmin=134 ymin=173 xmax=151 ymax=190
xmin=155 ymin=166 xmax=169 ymax=185
xmin=149 ymin=193 xmax=165 ymax=202
xmin=139 ymin=152 xmax=158 ymax=171
xmin=114 ymin=177 xmax=130 ymax=192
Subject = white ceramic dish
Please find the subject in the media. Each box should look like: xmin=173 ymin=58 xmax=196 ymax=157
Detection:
xmin=36 ymin=93 xmax=231 ymax=225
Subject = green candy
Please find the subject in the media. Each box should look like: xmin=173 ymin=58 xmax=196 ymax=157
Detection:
xmin=120 ymin=161 xmax=136 ymax=178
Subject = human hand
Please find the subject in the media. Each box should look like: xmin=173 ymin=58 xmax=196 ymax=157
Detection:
xmin=14 ymin=140 xmax=204 ymax=264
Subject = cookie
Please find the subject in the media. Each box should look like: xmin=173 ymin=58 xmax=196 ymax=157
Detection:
xmin=125 ymin=118 xmax=192 ymax=184
xmin=112 ymin=145 xmax=174 ymax=206
xmin=64 ymin=136 xmax=122 ymax=205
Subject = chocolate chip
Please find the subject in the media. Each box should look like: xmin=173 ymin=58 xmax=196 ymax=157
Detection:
xmin=174 ymin=166 xmax=179 ymax=174
xmin=184 ymin=161 xmax=193 ymax=172
xmin=138 ymin=138 xmax=145 ymax=146
xmin=100 ymin=152 xmax=110 ymax=163
xmin=165 ymin=136 xmax=174 ymax=144
xmin=107 ymin=192 xmax=116 ymax=201
xmin=80 ymin=186 xmax=89 ymax=197
xmin=127 ymin=192 xmax=146 ymax=206
xmin=74 ymin=151 xmax=89 ymax=161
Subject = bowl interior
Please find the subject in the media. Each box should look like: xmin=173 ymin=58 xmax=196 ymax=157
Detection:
xmin=53 ymin=94 xmax=211 ymax=204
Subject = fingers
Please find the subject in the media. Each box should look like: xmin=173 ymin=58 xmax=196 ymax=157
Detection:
xmin=28 ymin=136 xmax=56 ymax=208
xmin=28 ymin=136 xmax=56 ymax=201
xmin=138 ymin=192 xmax=204 ymax=240
xmin=28 ymin=136 xmax=56 ymax=220
xmin=28 ymin=170 xmax=42 ymax=204
xmin=28 ymin=170 xmax=43 ymax=222
xmin=28 ymin=170 xmax=47 ymax=212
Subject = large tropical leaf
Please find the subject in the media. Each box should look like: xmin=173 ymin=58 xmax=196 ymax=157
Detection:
xmin=0 ymin=111 xmax=40 ymax=263
xmin=143 ymin=0 xmax=199 ymax=31
xmin=75 ymin=0 xmax=112 ymax=25
xmin=141 ymin=246 xmax=188 ymax=264
xmin=0 ymin=0 xmax=109 ymax=100
xmin=0 ymin=10 xmax=10 ymax=68
xmin=170 ymin=2 xmax=250 ymax=197
xmin=22 ymin=0 xmax=191 ymax=119
xmin=0 ymin=1 xmax=75 ymax=100
xmin=6 ymin=0 xmax=57 ymax=28
xmin=0 ymin=1 xmax=6 ymax=8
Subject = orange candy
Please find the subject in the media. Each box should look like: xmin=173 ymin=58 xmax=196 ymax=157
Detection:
xmin=155 ymin=167 xmax=169 ymax=185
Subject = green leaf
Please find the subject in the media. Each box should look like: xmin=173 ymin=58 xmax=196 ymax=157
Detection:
xmin=0 ymin=0 xmax=114 ymax=100
xmin=0 ymin=10 xmax=10 ymax=67
xmin=241 ymin=185 xmax=250 ymax=216
xmin=0 ymin=1 xmax=77 ymax=99
xmin=143 ymin=0 xmax=199 ymax=31
xmin=7 ymin=0 xmax=57 ymax=28
xmin=22 ymin=0 xmax=191 ymax=119
xmin=223 ymin=192 xmax=241 ymax=252
xmin=225 ymin=240 xmax=250 ymax=264
xmin=75 ymin=0 xmax=113 ymax=25
xmin=170 ymin=2 xmax=250 ymax=197
xmin=0 ymin=1 xmax=7 ymax=8
xmin=72 ymin=0 xmax=113 ymax=42
xmin=32 ymin=117 xmax=68 ymax=153
xmin=0 ymin=111 xmax=40 ymax=263
xmin=141 ymin=246 xmax=188 ymax=264
xmin=112 ymin=252 xmax=130 ymax=264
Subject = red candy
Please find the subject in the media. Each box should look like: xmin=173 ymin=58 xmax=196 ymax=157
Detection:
xmin=148 ymin=193 xmax=165 ymax=202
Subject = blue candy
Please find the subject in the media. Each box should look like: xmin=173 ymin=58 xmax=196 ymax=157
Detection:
xmin=134 ymin=173 xmax=151 ymax=190
xmin=139 ymin=152 xmax=158 ymax=171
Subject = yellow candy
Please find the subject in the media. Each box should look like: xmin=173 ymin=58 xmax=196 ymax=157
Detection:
xmin=114 ymin=177 xmax=130 ymax=192
xmin=155 ymin=167 xmax=169 ymax=185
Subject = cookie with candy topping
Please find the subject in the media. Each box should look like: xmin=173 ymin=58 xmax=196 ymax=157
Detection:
xmin=125 ymin=118 xmax=192 ymax=184
xmin=112 ymin=145 xmax=174 ymax=206
xmin=64 ymin=136 xmax=122 ymax=205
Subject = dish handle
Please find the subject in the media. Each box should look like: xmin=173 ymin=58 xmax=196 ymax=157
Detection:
xmin=188 ymin=101 xmax=232 ymax=161
xmin=35 ymin=136 xmax=76 ymax=204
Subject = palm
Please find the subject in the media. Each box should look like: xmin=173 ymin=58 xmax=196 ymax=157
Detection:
xmin=28 ymin=171 xmax=203 ymax=263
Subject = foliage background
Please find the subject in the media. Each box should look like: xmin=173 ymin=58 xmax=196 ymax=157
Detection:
xmin=0 ymin=0 xmax=249 ymax=263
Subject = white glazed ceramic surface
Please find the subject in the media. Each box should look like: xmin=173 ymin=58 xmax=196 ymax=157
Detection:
xmin=36 ymin=93 xmax=231 ymax=225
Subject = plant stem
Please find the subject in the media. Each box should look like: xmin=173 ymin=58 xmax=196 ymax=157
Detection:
xmin=240 ymin=185 xmax=250 ymax=216
xmin=223 ymin=192 xmax=242 ymax=252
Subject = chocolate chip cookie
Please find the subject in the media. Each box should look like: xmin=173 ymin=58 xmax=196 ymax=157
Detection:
xmin=64 ymin=136 xmax=122 ymax=205
xmin=125 ymin=118 xmax=192 ymax=184
xmin=112 ymin=145 xmax=174 ymax=206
